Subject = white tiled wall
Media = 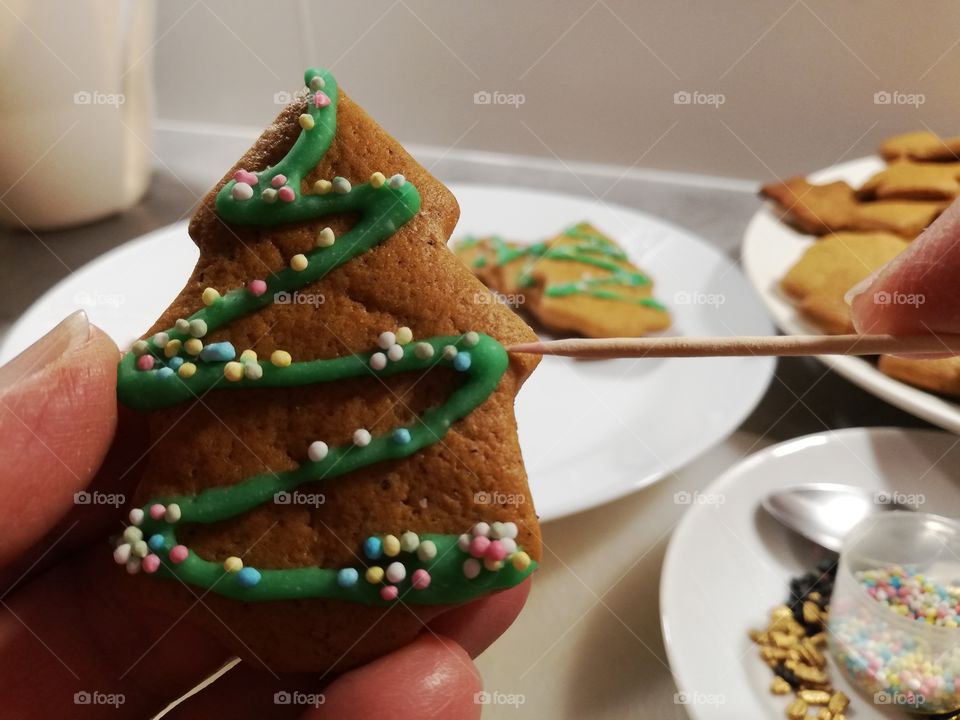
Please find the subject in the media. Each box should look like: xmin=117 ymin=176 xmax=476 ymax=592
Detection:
xmin=152 ymin=1 xmax=960 ymax=181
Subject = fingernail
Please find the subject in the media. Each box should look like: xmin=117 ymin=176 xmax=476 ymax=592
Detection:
xmin=844 ymin=269 xmax=882 ymax=306
xmin=0 ymin=311 xmax=92 ymax=391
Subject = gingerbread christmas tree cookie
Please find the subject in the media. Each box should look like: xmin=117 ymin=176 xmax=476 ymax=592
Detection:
xmin=112 ymin=68 xmax=541 ymax=673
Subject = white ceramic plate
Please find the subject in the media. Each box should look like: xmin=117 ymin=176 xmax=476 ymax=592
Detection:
xmin=741 ymin=157 xmax=960 ymax=433
xmin=0 ymin=184 xmax=775 ymax=522
xmin=661 ymin=426 xmax=960 ymax=720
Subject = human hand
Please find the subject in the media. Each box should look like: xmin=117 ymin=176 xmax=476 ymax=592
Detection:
xmin=849 ymin=199 xmax=960 ymax=338
xmin=0 ymin=311 xmax=528 ymax=719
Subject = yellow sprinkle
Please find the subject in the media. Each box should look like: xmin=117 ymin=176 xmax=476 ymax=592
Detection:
xmin=511 ymin=551 xmax=531 ymax=571
xmin=223 ymin=556 xmax=243 ymax=573
xmin=365 ymin=566 xmax=384 ymax=584
xmin=369 ymin=171 xmax=386 ymax=188
xmin=396 ymin=327 xmax=413 ymax=345
xmin=271 ymin=350 xmax=292 ymax=367
xmin=164 ymin=339 xmax=182 ymax=358
xmin=383 ymin=534 xmax=401 ymax=557
xmin=184 ymin=338 xmax=203 ymax=355
xmin=484 ymin=558 xmax=503 ymax=571
xmin=316 ymin=227 xmax=335 ymax=247
xmin=298 ymin=113 xmax=315 ymax=130
xmin=239 ymin=349 xmax=258 ymax=363
xmin=313 ymin=179 xmax=332 ymax=195
xmin=178 ymin=362 xmax=197 ymax=378
xmin=224 ymin=361 xmax=244 ymax=382
xmin=202 ymin=287 xmax=220 ymax=306
xmin=290 ymin=254 xmax=308 ymax=271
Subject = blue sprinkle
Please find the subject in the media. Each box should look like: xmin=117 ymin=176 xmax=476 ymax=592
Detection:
xmin=452 ymin=351 xmax=472 ymax=372
xmin=167 ymin=356 xmax=184 ymax=370
xmin=237 ymin=567 xmax=261 ymax=588
xmin=157 ymin=366 xmax=175 ymax=379
xmin=200 ymin=341 xmax=236 ymax=363
xmin=363 ymin=536 xmax=382 ymax=560
xmin=392 ymin=428 xmax=411 ymax=445
xmin=148 ymin=534 xmax=165 ymax=551
xmin=337 ymin=568 xmax=359 ymax=588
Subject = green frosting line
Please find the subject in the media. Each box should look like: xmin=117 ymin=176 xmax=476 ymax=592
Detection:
xmin=116 ymin=67 xmax=536 ymax=606
xmin=453 ymin=224 xmax=671 ymax=310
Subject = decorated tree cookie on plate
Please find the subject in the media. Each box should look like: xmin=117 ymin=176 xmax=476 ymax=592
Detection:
xmin=112 ymin=67 xmax=541 ymax=673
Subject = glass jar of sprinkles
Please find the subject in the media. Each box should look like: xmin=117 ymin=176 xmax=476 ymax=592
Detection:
xmin=829 ymin=511 xmax=960 ymax=714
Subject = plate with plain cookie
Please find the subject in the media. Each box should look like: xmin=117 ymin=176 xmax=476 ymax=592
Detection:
xmin=742 ymin=131 xmax=960 ymax=433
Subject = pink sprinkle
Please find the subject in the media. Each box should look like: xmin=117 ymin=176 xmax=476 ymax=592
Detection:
xmin=149 ymin=503 xmax=166 ymax=520
xmin=271 ymin=174 xmax=287 ymax=188
xmin=468 ymin=535 xmax=490 ymax=558
xmin=484 ymin=540 xmax=508 ymax=562
xmin=278 ymin=186 xmax=296 ymax=202
xmin=136 ymin=354 xmax=155 ymax=371
xmin=169 ymin=545 xmax=189 ymax=564
xmin=412 ymin=569 xmax=431 ymax=590
xmin=314 ymin=91 xmax=330 ymax=108
xmin=248 ymin=279 xmax=267 ymax=297
xmin=233 ymin=169 xmax=258 ymax=186
xmin=380 ymin=585 xmax=398 ymax=601
xmin=142 ymin=554 xmax=161 ymax=573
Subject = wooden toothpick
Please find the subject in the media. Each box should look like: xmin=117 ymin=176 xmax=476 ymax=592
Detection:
xmin=507 ymin=334 xmax=960 ymax=359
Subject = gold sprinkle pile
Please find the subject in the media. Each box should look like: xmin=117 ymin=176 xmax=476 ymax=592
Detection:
xmin=749 ymin=597 xmax=850 ymax=719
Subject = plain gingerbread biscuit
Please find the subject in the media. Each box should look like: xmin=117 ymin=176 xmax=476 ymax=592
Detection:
xmin=781 ymin=232 xmax=909 ymax=334
xmin=761 ymin=177 xmax=945 ymax=238
xmin=858 ymin=161 xmax=960 ymax=201
xmin=878 ymin=355 xmax=960 ymax=398
xmin=879 ymin=131 xmax=960 ymax=163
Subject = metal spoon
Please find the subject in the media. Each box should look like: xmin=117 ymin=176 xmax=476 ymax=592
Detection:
xmin=761 ymin=483 xmax=913 ymax=552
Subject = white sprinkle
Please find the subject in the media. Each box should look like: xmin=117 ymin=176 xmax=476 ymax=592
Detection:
xmin=308 ymin=440 xmax=329 ymax=462
xmin=232 ymin=182 xmax=254 ymax=200
xmin=316 ymin=227 xmax=336 ymax=247
xmin=332 ymin=177 xmax=352 ymax=194
xmin=400 ymin=531 xmax=420 ymax=552
xmin=152 ymin=332 xmax=169 ymax=347
xmin=164 ymin=503 xmax=182 ymax=523
xmin=353 ymin=428 xmax=371 ymax=447
xmin=378 ymin=331 xmax=396 ymax=349
xmin=244 ymin=362 xmax=263 ymax=380
xmin=126 ymin=559 xmax=141 ymax=575
xmin=122 ymin=526 xmax=143 ymax=544
xmin=261 ymin=188 xmax=278 ymax=203
xmin=489 ymin=521 xmax=506 ymax=539
xmin=388 ymin=173 xmax=406 ymax=189
xmin=189 ymin=319 xmax=207 ymax=338
xmin=417 ymin=540 xmax=437 ymax=562
xmin=502 ymin=522 xmax=518 ymax=540
xmin=132 ymin=340 xmax=149 ymax=356
xmin=370 ymin=352 xmax=387 ymax=371
xmin=414 ymin=342 xmax=434 ymax=360
xmin=386 ymin=561 xmax=406 ymax=583
xmin=463 ymin=558 xmax=481 ymax=579
xmin=128 ymin=508 xmax=144 ymax=526
xmin=457 ymin=533 xmax=472 ymax=552
xmin=113 ymin=543 xmax=131 ymax=564
xmin=442 ymin=345 xmax=458 ymax=360
xmin=387 ymin=344 xmax=404 ymax=362
xmin=500 ymin=538 xmax=517 ymax=555
xmin=174 ymin=319 xmax=190 ymax=333
xmin=463 ymin=331 xmax=480 ymax=347
xmin=473 ymin=522 xmax=490 ymax=538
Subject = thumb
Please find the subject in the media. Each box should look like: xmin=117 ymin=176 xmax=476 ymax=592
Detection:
xmin=849 ymin=197 xmax=960 ymax=336
xmin=0 ymin=311 xmax=119 ymax=567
